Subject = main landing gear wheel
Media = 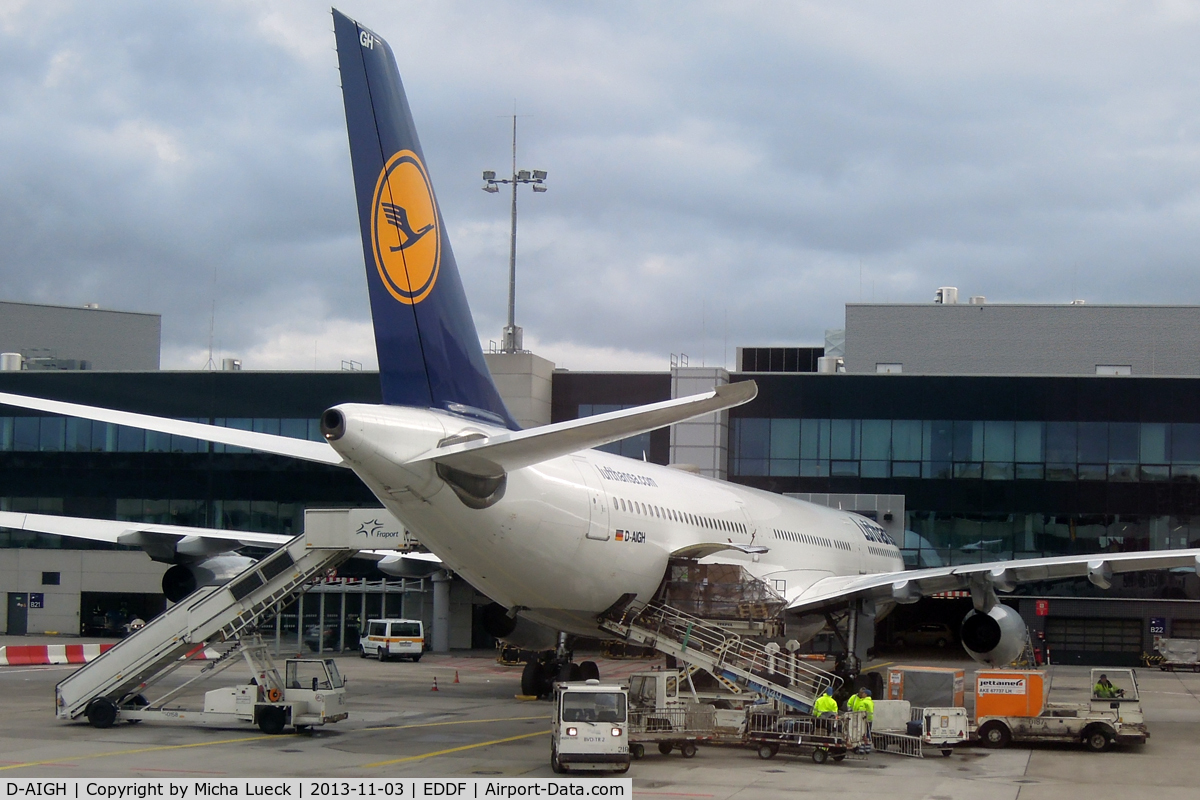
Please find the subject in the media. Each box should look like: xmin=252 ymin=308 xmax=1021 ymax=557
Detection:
xmin=578 ymin=660 xmax=600 ymax=682
xmin=257 ymin=705 xmax=287 ymax=735
xmin=978 ymin=721 xmax=1011 ymax=749
xmin=557 ymin=661 xmax=582 ymax=683
xmin=86 ymin=697 xmax=118 ymax=729
xmin=679 ymin=742 xmax=697 ymax=759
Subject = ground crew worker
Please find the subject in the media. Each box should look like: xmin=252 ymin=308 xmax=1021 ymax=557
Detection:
xmin=814 ymin=690 xmax=838 ymax=717
xmin=847 ymin=688 xmax=875 ymax=736
xmin=1094 ymin=674 xmax=1125 ymax=698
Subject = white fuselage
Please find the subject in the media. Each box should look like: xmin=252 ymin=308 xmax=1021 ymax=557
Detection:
xmin=328 ymin=403 xmax=905 ymax=637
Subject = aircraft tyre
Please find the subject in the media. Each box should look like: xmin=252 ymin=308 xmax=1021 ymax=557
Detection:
xmin=579 ymin=661 xmax=600 ymax=681
xmin=556 ymin=661 xmax=581 ymax=683
xmin=86 ymin=697 xmax=118 ymax=729
xmin=521 ymin=657 xmax=554 ymax=697
xmin=258 ymin=705 xmax=287 ymax=735
xmin=978 ymin=721 xmax=1011 ymax=749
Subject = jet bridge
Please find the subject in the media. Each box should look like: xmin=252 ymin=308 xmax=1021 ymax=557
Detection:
xmin=56 ymin=525 xmax=356 ymax=724
xmin=600 ymin=601 xmax=841 ymax=713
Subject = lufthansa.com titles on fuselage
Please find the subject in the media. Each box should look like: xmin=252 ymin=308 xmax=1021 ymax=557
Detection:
xmin=3 ymin=780 xmax=630 ymax=800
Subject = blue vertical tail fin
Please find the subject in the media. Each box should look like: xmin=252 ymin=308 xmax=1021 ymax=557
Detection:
xmin=333 ymin=9 xmax=516 ymax=429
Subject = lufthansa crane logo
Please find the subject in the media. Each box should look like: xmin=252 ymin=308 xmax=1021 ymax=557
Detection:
xmin=371 ymin=150 xmax=441 ymax=304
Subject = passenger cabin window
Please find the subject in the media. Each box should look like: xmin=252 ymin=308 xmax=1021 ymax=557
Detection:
xmin=369 ymin=622 xmax=387 ymax=637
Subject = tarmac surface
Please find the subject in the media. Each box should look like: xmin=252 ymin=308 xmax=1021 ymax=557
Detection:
xmin=3 ymin=636 xmax=1200 ymax=800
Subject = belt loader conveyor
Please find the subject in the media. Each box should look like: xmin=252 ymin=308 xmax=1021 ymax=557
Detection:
xmin=56 ymin=528 xmax=356 ymax=729
xmin=600 ymin=601 xmax=842 ymax=713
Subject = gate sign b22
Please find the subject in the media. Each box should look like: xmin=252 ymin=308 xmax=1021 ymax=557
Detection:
xmin=1150 ymin=617 xmax=1166 ymax=636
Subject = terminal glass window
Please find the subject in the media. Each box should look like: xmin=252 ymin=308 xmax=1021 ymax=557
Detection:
xmin=731 ymin=416 xmax=1200 ymax=486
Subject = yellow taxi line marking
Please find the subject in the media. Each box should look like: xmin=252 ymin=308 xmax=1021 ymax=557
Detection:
xmin=0 ymin=734 xmax=277 ymax=772
xmin=863 ymin=660 xmax=894 ymax=672
xmin=360 ymin=714 xmax=549 ymax=732
xmin=361 ymin=730 xmax=548 ymax=768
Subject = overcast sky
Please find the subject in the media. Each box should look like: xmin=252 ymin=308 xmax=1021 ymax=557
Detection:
xmin=3 ymin=1 xmax=1200 ymax=372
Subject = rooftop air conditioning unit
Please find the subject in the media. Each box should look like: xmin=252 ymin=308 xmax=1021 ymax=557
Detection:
xmin=935 ymin=287 xmax=958 ymax=304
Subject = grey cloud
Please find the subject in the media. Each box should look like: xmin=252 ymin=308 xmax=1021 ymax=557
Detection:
xmin=3 ymin=1 xmax=1200 ymax=372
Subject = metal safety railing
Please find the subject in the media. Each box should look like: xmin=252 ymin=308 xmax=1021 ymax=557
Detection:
xmin=601 ymin=601 xmax=841 ymax=712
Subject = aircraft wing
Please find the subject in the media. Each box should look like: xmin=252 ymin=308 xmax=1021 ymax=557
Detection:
xmin=0 ymin=391 xmax=345 ymax=466
xmin=408 ymin=381 xmax=758 ymax=475
xmin=786 ymin=548 xmax=1200 ymax=615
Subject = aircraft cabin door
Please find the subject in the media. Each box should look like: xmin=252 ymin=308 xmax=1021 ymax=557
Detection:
xmin=572 ymin=457 xmax=611 ymax=541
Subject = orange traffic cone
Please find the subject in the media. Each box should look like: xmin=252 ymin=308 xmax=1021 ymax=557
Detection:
xmin=454 ymin=670 xmax=460 ymax=684
xmin=431 ymin=677 xmax=439 ymax=692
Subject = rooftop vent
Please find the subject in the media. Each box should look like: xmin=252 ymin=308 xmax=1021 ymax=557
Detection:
xmin=935 ymin=286 xmax=958 ymax=304
xmin=969 ymin=295 xmax=986 ymax=305
xmin=221 ymin=358 xmax=242 ymax=371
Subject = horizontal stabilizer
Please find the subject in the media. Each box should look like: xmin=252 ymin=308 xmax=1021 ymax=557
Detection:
xmin=0 ymin=391 xmax=345 ymax=466
xmin=408 ymin=380 xmax=758 ymax=475
xmin=0 ymin=510 xmax=292 ymax=549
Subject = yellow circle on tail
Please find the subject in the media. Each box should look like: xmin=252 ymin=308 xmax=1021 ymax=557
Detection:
xmin=370 ymin=150 xmax=441 ymax=304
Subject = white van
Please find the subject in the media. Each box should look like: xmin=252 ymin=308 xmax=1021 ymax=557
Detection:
xmin=359 ymin=618 xmax=425 ymax=662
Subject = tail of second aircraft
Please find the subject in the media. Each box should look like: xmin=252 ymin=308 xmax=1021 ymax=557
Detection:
xmin=333 ymin=9 xmax=516 ymax=428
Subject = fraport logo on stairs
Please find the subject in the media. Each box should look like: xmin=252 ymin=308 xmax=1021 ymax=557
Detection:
xmin=349 ymin=508 xmax=406 ymax=548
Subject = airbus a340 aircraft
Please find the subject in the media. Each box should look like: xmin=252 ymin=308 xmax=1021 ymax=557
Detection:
xmin=3 ymin=10 xmax=1200 ymax=692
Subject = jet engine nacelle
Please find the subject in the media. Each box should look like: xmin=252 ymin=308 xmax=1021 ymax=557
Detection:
xmin=162 ymin=554 xmax=256 ymax=603
xmin=960 ymin=603 xmax=1027 ymax=667
xmin=480 ymin=602 xmax=559 ymax=652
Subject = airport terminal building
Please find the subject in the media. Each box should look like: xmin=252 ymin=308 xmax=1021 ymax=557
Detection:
xmin=4 ymin=293 xmax=1200 ymax=664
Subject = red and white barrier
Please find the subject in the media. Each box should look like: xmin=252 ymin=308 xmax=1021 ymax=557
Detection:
xmin=0 ymin=643 xmax=219 ymax=666
xmin=0 ymin=643 xmax=113 ymax=666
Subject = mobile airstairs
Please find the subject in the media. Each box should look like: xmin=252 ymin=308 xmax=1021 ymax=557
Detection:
xmin=56 ymin=528 xmax=356 ymax=730
xmin=600 ymin=601 xmax=842 ymax=713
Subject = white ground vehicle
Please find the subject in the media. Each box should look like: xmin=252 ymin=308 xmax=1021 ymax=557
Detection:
xmin=78 ymin=638 xmax=348 ymax=735
xmin=359 ymin=618 xmax=424 ymax=662
xmin=975 ymin=668 xmax=1148 ymax=752
xmin=551 ymin=680 xmax=630 ymax=773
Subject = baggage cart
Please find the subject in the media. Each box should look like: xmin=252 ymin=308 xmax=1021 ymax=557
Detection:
xmin=745 ymin=709 xmax=869 ymax=764
xmin=628 ymin=704 xmax=717 ymax=760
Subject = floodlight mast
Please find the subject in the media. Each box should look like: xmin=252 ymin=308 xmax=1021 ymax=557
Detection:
xmin=482 ymin=115 xmax=547 ymax=353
